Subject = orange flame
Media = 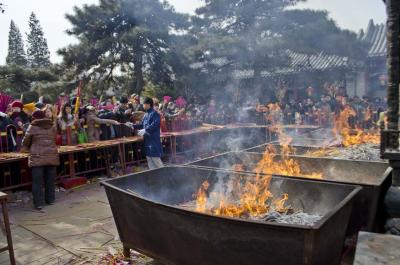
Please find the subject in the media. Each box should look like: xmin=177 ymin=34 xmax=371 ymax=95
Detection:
xmin=254 ymin=144 xmax=323 ymax=179
xmin=272 ymin=193 xmax=289 ymax=213
xmin=195 ymin=181 xmax=209 ymax=212
xmin=333 ymin=106 xmax=380 ymax=147
xmin=193 ymin=143 xmax=319 ymax=218
xmin=194 ymin=172 xmax=289 ymax=219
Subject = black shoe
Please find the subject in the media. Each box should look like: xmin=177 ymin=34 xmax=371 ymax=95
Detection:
xmin=46 ymin=201 xmax=54 ymax=205
xmin=34 ymin=206 xmax=42 ymax=210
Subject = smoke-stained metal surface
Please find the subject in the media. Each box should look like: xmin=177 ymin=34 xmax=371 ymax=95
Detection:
xmin=102 ymin=166 xmax=360 ymax=265
xmin=244 ymin=143 xmax=321 ymax=154
xmin=267 ymin=127 xmax=323 ymax=143
xmin=188 ymin=152 xmax=389 ymax=186
xmin=187 ymin=152 xmax=391 ymax=234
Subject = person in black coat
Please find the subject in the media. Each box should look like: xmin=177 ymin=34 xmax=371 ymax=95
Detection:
xmin=113 ymin=96 xmax=132 ymax=137
xmin=0 ymin=112 xmax=17 ymax=152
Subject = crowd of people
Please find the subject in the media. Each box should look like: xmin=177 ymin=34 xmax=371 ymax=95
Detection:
xmin=0 ymin=89 xmax=388 ymax=152
xmin=3 ymin=95 xmax=165 ymax=210
xmin=255 ymin=94 xmax=386 ymax=129
xmin=0 ymin=94 xmax=199 ymax=150
xmin=0 ymin=93 xmax=248 ymax=151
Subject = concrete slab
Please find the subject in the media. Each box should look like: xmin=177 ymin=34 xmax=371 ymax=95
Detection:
xmin=354 ymin=232 xmax=400 ymax=265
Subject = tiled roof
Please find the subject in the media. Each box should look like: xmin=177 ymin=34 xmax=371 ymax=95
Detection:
xmin=360 ymin=19 xmax=386 ymax=58
xmin=231 ymin=50 xmax=354 ymax=79
xmin=190 ymin=50 xmax=357 ymax=80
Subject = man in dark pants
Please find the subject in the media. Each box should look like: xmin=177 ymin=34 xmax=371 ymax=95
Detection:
xmin=22 ymin=110 xmax=60 ymax=210
xmin=128 ymin=97 xmax=163 ymax=169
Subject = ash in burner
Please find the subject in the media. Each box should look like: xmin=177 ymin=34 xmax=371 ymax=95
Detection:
xmin=177 ymin=201 xmax=322 ymax=226
xmin=257 ymin=211 xmax=322 ymax=226
xmin=306 ymin=143 xmax=381 ymax=161
xmin=329 ymin=144 xmax=381 ymax=161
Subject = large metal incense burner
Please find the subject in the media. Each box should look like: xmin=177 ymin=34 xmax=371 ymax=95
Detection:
xmin=102 ymin=166 xmax=360 ymax=265
xmin=187 ymin=152 xmax=391 ymax=234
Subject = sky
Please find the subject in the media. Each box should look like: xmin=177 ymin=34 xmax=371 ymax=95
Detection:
xmin=0 ymin=0 xmax=387 ymax=64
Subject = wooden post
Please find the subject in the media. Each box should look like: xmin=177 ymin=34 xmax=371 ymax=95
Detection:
xmin=0 ymin=192 xmax=15 ymax=265
xmin=119 ymin=142 xmax=127 ymax=174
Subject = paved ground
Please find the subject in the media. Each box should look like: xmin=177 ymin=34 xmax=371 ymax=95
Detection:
xmin=0 ymin=180 xmax=154 ymax=265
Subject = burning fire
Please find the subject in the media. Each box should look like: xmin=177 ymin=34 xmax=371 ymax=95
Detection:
xmin=195 ymin=181 xmax=210 ymax=212
xmin=193 ymin=106 xmax=381 ymax=219
xmin=333 ymin=106 xmax=380 ymax=147
xmin=304 ymin=148 xmax=340 ymax=158
xmin=194 ymin=173 xmax=289 ymax=219
xmin=254 ymin=144 xmax=323 ymax=179
xmin=193 ymin=143 xmax=321 ymax=219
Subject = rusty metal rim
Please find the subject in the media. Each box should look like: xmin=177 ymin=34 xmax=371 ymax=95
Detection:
xmin=185 ymin=151 xmax=390 ymax=186
xmin=241 ymin=143 xmax=314 ymax=152
xmin=245 ymin=151 xmax=389 ymax=165
xmin=186 ymin=163 xmax=388 ymax=188
xmin=269 ymin=139 xmax=339 ymax=148
xmin=102 ymin=166 xmax=361 ymax=230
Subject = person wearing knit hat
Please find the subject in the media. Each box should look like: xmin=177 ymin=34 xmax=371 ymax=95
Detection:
xmin=23 ymin=102 xmax=37 ymax=113
xmin=22 ymin=109 xmax=59 ymax=210
xmin=31 ymin=110 xmax=45 ymax=120
xmin=11 ymin=100 xmax=24 ymax=110
xmin=10 ymin=100 xmax=30 ymax=130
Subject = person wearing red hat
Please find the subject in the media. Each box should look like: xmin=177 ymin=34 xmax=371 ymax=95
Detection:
xmin=21 ymin=110 xmax=60 ymax=210
xmin=10 ymin=100 xmax=30 ymax=130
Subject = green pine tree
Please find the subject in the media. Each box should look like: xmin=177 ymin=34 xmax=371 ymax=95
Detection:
xmin=60 ymin=0 xmax=188 ymax=95
xmin=6 ymin=20 xmax=27 ymax=66
xmin=26 ymin=12 xmax=51 ymax=68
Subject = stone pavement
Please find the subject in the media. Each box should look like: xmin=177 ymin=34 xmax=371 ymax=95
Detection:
xmin=0 ymin=181 xmax=154 ymax=264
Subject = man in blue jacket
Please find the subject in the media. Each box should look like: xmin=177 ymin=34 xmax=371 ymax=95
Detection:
xmin=130 ymin=97 xmax=163 ymax=169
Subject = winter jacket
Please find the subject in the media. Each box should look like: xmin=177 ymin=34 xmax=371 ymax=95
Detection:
xmin=85 ymin=112 xmax=119 ymax=142
xmin=10 ymin=111 xmax=30 ymax=129
xmin=57 ymin=115 xmax=78 ymax=145
xmin=133 ymin=108 xmax=163 ymax=157
xmin=0 ymin=115 xmax=17 ymax=152
xmin=114 ymin=106 xmax=130 ymax=123
xmin=22 ymin=119 xmax=60 ymax=167
xmin=57 ymin=115 xmax=75 ymax=131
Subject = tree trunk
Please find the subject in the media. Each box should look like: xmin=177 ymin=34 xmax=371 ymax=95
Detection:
xmin=133 ymin=37 xmax=144 ymax=96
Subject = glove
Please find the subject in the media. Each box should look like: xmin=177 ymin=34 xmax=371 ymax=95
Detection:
xmin=125 ymin=122 xmax=134 ymax=128
xmin=138 ymin=129 xmax=146 ymax=136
